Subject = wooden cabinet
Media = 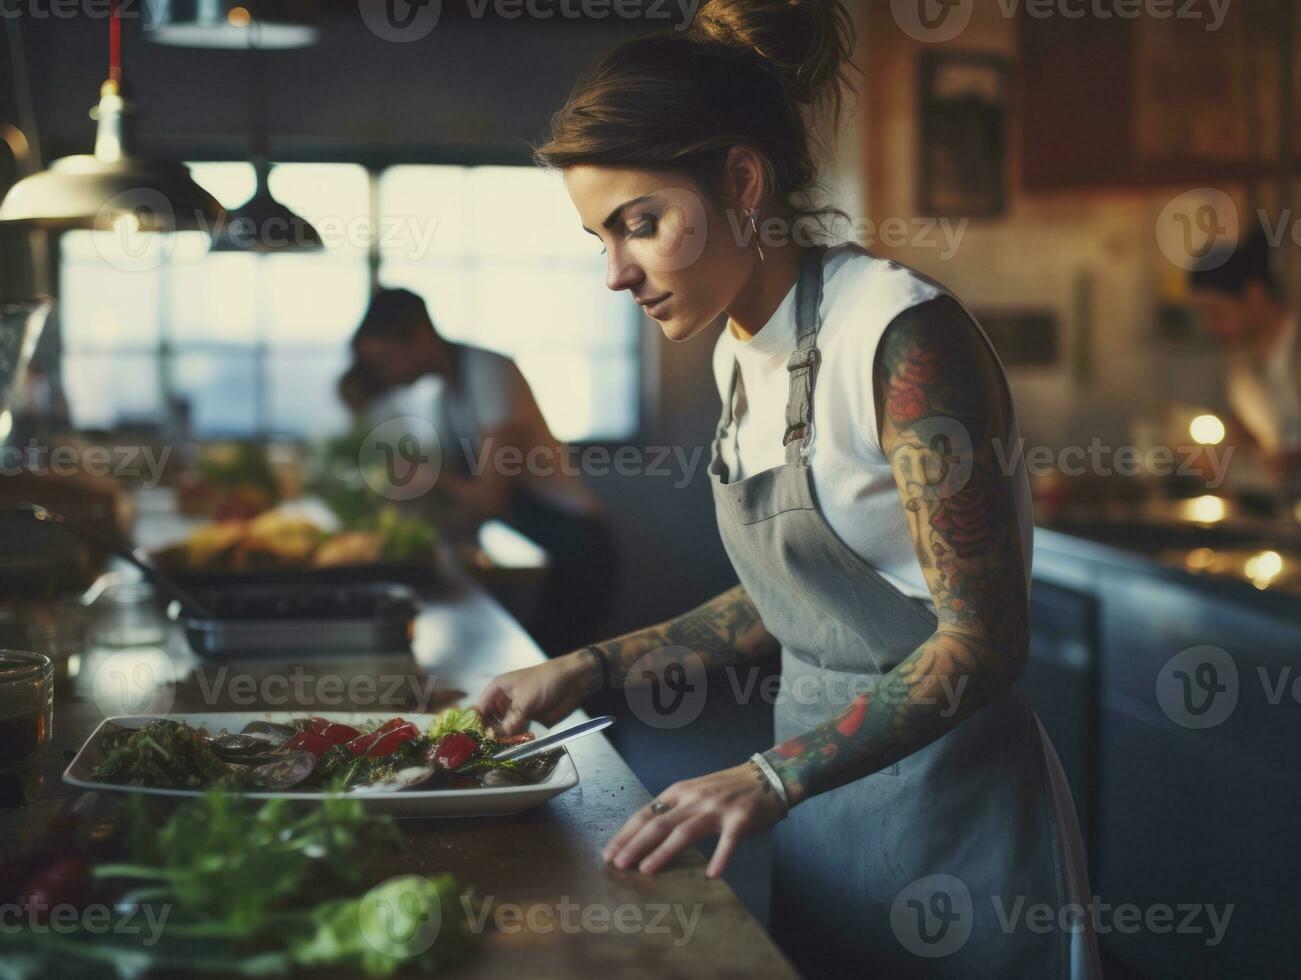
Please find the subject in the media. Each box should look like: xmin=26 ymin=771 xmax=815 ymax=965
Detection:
xmin=1021 ymin=1 xmax=1298 ymax=189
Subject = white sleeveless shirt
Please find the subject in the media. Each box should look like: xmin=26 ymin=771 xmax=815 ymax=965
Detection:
xmin=713 ymin=243 xmax=1034 ymax=601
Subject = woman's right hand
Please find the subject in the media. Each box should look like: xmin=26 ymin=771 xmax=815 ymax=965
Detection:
xmin=472 ymin=650 xmax=600 ymax=735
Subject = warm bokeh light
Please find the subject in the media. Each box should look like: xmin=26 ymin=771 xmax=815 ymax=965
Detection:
xmin=1189 ymin=414 xmax=1226 ymax=446
xmin=1185 ymin=547 xmax=1215 ymax=570
xmin=227 ymin=6 xmax=251 ymax=27
xmin=1182 ymin=495 xmax=1227 ymax=524
xmin=1244 ymin=551 xmax=1284 ymax=590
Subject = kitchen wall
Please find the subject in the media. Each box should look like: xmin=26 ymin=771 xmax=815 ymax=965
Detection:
xmin=856 ymin=2 xmax=1258 ymax=455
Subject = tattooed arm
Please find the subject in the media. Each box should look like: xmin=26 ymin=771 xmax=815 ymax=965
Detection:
xmin=580 ymin=584 xmax=780 ymax=692
xmin=762 ymin=296 xmax=1030 ymax=806
xmin=474 ymin=585 xmax=778 ymax=734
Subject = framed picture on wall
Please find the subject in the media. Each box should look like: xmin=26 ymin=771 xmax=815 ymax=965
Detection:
xmin=919 ymin=52 xmax=1011 ymax=218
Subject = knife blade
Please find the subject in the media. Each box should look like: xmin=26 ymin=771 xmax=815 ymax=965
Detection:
xmin=492 ymin=715 xmax=615 ymax=763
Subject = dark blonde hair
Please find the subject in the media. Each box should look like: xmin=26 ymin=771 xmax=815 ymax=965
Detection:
xmin=535 ymin=0 xmax=856 ymax=231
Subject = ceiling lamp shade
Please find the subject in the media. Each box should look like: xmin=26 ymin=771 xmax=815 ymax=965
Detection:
xmin=145 ymin=1 xmax=320 ymax=49
xmin=0 ymin=4 xmax=223 ymax=235
xmin=211 ymin=157 xmax=322 ymax=252
xmin=0 ymin=83 xmax=222 ymax=233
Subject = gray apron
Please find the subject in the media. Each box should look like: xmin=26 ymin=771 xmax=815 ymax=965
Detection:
xmin=708 ymin=247 xmax=1100 ymax=979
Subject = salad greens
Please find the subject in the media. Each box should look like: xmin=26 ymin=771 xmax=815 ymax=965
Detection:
xmin=426 ymin=707 xmax=485 ymax=742
xmin=370 ymin=507 xmax=439 ymax=563
xmin=0 ymin=789 xmax=472 ymax=979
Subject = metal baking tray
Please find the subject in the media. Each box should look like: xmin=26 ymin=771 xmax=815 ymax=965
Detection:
xmin=172 ymin=582 xmax=419 ymax=658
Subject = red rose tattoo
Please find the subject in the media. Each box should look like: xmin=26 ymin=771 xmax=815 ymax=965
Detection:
xmin=930 ymin=464 xmax=995 ymax=559
xmin=885 ymin=345 xmax=944 ymax=426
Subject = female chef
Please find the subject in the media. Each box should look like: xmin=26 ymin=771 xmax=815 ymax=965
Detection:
xmin=476 ymin=2 xmax=1101 ymax=975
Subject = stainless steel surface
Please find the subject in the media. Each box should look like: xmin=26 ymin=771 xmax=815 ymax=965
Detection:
xmin=177 ymin=582 xmax=418 ymax=657
xmin=492 ymin=714 xmax=616 ymax=762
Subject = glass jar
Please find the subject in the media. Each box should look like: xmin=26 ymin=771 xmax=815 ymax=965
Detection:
xmin=0 ymin=650 xmax=54 ymax=768
xmin=93 ymin=582 xmax=167 ymax=648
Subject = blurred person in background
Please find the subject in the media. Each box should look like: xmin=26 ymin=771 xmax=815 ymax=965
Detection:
xmin=1190 ymin=232 xmax=1301 ymax=493
xmin=347 ymin=287 xmax=618 ymax=653
xmin=336 ymin=363 xmax=387 ymax=427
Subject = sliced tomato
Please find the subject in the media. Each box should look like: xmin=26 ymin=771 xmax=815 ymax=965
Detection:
xmin=363 ymin=722 xmax=421 ymax=758
xmin=345 ymin=733 xmax=376 ymax=756
xmin=345 ymin=718 xmax=413 ymax=756
xmin=284 ymin=732 xmax=339 ymax=758
xmin=430 ymin=732 xmax=478 ymax=771
xmin=315 ymin=722 xmax=360 ymax=745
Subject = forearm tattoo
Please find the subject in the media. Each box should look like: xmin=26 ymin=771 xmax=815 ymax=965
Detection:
xmin=583 ymin=585 xmax=779 ymax=692
xmin=764 ymin=298 xmax=1030 ymax=806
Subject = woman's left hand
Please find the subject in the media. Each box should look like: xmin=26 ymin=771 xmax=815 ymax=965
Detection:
xmin=602 ymin=762 xmax=788 ymax=878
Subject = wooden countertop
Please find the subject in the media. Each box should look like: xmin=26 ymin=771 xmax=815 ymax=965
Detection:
xmin=0 ymin=558 xmax=797 ymax=979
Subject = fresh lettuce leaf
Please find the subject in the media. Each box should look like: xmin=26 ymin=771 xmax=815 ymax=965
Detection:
xmin=426 ymin=707 xmax=485 ymax=742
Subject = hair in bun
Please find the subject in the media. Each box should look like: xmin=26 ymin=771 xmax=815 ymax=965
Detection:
xmin=536 ymin=0 xmax=856 ymax=233
xmin=690 ymin=0 xmax=854 ymax=115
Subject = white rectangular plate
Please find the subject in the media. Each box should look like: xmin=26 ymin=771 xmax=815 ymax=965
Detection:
xmin=64 ymin=711 xmax=579 ymax=818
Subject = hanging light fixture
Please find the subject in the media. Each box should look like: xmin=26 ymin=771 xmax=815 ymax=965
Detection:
xmin=0 ymin=1 xmax=223 ymax=235
xmin=210 ymin=157 xmax=323 ymax=252
xmin=145 ymin=1 xmax=319 ymax=50
xmin=210 ymin=19 xmax=322 ymax=253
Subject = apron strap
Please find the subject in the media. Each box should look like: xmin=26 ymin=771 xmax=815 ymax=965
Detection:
xmin=711 ymin=358 xmax=741 ymax=482
xmin=783 ymin=246 xmax=828 ymax=465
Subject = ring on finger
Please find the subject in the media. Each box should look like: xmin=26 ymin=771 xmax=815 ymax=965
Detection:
xmin=650 ymin=799 xmax=674 ymax=816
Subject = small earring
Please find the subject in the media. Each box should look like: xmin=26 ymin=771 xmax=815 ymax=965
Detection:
xmin=749 ymin=209 xmax=765 ymax=263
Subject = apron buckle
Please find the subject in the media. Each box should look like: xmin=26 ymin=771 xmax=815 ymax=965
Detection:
xmin=787 ymin=347 xmax=820 ymax=372
xmin=782 ymin=419 xmax=816 ymax=458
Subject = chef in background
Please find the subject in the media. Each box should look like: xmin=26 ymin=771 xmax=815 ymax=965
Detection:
xmin=346 ymin=288 xmax=618 ymax=653
xmin=1190 ymin=232 xmax=1301 ymax=491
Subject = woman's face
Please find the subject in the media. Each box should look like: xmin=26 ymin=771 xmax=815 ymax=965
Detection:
xmin=563 ymin=165 xmax=754 ymax=343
